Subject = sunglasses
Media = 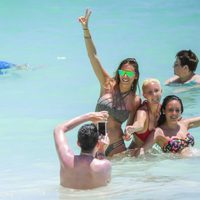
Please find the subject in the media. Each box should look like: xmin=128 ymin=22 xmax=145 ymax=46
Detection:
xmin=118 ymin=69 xmax=135 ymax=78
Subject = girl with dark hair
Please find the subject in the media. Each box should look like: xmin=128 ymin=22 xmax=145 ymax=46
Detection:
xmin=137 ymin=95 xmax=200 ymax=156
xmin=79 ymin=9 xmax=141 ymax=156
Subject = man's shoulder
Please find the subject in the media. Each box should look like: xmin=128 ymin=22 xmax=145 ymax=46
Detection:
xmin=61 ymin=153 xmax=75 ymax=169
xmin=192 ymin=74 xmax=200 ymax=83
xmin=92 ymin=158 xmax=111 ymax=172
xmin=165 ymin=76 xmax=180 ymax=85
xmin=92 ymin=158 xmax=111 ymax=183
xmin=94 ymin=158 xmax=111 ymax=166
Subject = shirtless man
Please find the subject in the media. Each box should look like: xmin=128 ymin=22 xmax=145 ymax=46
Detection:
xmin=54 ymin=111 xmax=111 ymax=189
xmin=165 ymin=50 xmax=200 ymax=85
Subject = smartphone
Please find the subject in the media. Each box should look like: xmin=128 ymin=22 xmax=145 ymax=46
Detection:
xmin=97 ymin=122 xmax=107 ymax=136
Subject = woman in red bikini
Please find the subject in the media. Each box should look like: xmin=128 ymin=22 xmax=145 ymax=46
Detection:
xmin=124 ymin=78 xmax=162 ymax=151
xmin=138 ymin=95 xmax=200 ymax=157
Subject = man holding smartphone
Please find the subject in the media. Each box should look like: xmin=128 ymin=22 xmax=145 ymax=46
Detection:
xmin=54 ymin=111 xmax=111 ymax=189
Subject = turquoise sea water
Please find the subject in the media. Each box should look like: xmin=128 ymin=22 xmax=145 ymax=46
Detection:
xmin=0 ymin=1 xmax=200 ymax=199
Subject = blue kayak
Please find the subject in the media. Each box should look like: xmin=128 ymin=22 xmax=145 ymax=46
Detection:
xmin=0 ymin=61 xmax=16 ymax=70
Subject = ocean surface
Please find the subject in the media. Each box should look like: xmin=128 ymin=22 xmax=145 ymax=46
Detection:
xmin=0 ymin=0 xmax=200 ymax=199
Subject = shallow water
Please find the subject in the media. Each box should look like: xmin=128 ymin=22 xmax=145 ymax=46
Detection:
xmin=0 ymin=1 xmax=200 ymax=200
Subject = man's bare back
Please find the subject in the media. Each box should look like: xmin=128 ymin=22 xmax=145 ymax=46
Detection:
xmin=54 ymin=112 xmax=111 ymax=189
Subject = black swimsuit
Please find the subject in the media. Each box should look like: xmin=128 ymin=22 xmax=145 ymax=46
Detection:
xmin=95 ymin=90 xmax=130 ymax=124
xmin=95 ymin=90 xmax=130 ymax=156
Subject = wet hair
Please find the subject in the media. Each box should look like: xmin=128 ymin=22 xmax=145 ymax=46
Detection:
xmin=157 ymin=95 xmax=184 ymax=126
xmin=114 ymin=58 xmax=140 ymax=94
xmin=78 ymin=123 xmax=99 ymax=153
xmin=176 ymin=50 xmax=199 ymax=72
xmin=142 ymin=78 xmax=161 ymax=92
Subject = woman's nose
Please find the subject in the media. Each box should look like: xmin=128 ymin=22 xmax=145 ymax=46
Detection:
xmin=123 ymin=73 xmax=128 ymax=77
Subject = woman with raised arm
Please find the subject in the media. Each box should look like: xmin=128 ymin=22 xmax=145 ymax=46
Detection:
xmin=79 ymin=9 xmax=141 ymax=156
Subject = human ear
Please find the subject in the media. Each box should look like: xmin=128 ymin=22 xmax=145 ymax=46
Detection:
xmin=183 ymin=65 xmax=189 ymax=72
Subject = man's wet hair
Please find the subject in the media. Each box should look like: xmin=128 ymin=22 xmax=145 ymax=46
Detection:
xmin=176 ymin=50 xmax=199 ymax=72
xmin=78 ymin=123 xmax=99 ymax=152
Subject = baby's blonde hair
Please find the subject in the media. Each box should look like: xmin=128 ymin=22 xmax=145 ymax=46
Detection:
xmin=142 ymin=78 xmax=161 ymax=91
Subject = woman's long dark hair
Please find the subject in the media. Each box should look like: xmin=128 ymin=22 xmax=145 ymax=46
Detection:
xmin=157 ymin=95 xmax=184 ymax=126
xmin=114 ymin=58 xmax=140 ymax=94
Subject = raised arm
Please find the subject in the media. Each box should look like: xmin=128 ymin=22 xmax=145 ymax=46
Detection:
xmin=54 ymin=111 xmax=109 ymax=167
xmin=182 ymin=116 xmax=200 ymax=129
xmin=79 ymin=9 xmax=111 ymax=88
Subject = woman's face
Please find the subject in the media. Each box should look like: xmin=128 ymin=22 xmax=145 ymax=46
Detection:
xmin=118 ymin=64 xmax=137 ymax=86
xmin=164 ymin=100 xmax=182 ymax=124
xmin=143 ymin=82 xmax=162 ymax=105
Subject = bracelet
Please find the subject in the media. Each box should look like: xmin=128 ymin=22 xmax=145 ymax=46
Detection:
xmin=84 ymin=36 xmax=91 ymax=39
xmin=83 ymin=28 xmax=88 ymax=30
